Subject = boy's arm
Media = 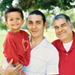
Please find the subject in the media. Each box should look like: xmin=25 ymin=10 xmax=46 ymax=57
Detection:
xmin=13 ymin=62 xmax=26 ymax=75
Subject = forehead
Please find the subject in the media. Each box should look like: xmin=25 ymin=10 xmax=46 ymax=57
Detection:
xmin=54 ymin=18 xmax=66 ymax=26
xmin=28 ymin=14 xmax=42 ymax=21
xmin=7 ymin=11 xmax=21 ymax=17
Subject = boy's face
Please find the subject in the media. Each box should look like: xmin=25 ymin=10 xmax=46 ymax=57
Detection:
xmin=5 ymin=11 xmax=24 ymax=33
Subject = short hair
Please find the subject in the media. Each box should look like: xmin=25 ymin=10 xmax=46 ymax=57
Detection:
xmin=52 ymin=14 xmax=71 ymax=24
xmin=29 ymin=10 xmax=46 ymax=25
xmin=4 ymin=6 xmax=24 ymax=21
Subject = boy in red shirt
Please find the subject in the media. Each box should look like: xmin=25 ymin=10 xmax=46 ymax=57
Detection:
xmin=2 ymin=6 xmax=31 ymax=75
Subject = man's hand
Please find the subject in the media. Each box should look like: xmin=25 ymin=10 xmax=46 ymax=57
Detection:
xmin=1 ymin=59 xmax=23 ymax=75
xmin=0 ymin=65 xmax=3 ymax=74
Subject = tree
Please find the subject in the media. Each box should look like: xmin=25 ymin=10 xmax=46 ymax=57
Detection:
xmin=0 ymin=0 xmax=75 ymax=12
xmin=18 ymin=0 xmax=75 ymax=11
xmin=0 ymin=0 xmax=13 ymax=12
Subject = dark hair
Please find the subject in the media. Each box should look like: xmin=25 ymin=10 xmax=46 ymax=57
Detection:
xmin=29 ymin=10 xmax=46 ymax=25
xmin=52 ymin=14 xmax=71 ymax=24
xmin=4 ymin=6 xmax=24 ymax=21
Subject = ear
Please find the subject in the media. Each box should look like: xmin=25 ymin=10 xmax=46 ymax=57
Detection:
xmin=44 ymin=21 xmax=48 ymax=28
xmin=5 ymin=22 xmax=8 ymax=26
xmin=70 ymin=23 xmax=74 ymax=30
xmin=22 ymin=19 xmax=25 ymax=25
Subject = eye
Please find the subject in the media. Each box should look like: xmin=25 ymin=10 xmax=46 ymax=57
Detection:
xmin=10 ymin=19 xmax=13 ymax=21
xmin=61 ymin=24 xmax=66 ymax=27
xmin=28 ymin=21 xmax=33 ymax=25
xmin=54 ymin=26 xmax=59 ymax=29
xmin=36 ymin=21 xmax=40 ymax=24
xmin=17 ymin=18 xmax=20 ymax=20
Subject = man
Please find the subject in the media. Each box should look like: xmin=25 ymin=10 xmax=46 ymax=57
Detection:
xmin=0 ymin=10 xmax=59 ymax=75
xmin=52 ymin=14 xmax=74 ymax=75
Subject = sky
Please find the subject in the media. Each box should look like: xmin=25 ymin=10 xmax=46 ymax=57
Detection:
xmin=12 ymin=0 xmax=18 ymax=6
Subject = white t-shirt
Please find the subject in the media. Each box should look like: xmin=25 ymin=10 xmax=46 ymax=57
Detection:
xmin=24 ymin=36 xmax=59 ymax=75
xmin=63 ymin=41 xmax=73 ymax=52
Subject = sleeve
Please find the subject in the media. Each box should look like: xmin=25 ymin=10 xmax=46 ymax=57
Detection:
xmin=51 ymin=40 xmax=56 ymax=46
xmin=47 ymin=49 xmax=59 ymax=74
xmin=3 ymin=36 xmax=19 ymax=64
xmin=23 ymin=31 xmax=31 ymax=66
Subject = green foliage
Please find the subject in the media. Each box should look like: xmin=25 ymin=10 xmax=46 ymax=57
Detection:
xmin=0 ymin=23 xmax=8 ymax=31
xmin=0 ymin=0 xmax=13 ymax=12
xmin=18 ymin=0 xmax=75 ymax=11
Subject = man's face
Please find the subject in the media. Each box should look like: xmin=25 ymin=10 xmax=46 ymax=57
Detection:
xmin=53 ymin=18 xmax=73 ymax=43
xmin=27 ymin=14 xmax=45 ymax=38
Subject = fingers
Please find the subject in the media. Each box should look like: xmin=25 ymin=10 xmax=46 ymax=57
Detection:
xmin=14 ymin=64 xmax=23 ymax=74
xmin=8 ymin=59 xmax=13 ymax=66
xmin=0 ymin=65 xmax=3 ymax=74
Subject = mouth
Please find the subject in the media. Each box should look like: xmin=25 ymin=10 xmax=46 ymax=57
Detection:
xmin=32 ymin=30 xmax=37 ymax=33
xmin=13 ymin=24 xmax=18 ymax=26
xmin=12 ymin=24 xmax=19 ymax=27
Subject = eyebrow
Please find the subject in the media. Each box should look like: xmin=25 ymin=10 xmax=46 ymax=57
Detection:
xmin=61 ymin=23 xmax=66 ymax=25
xmin=28 ymin=20 xmax=41 ymax=22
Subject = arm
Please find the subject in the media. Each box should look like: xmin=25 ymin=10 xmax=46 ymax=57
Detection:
xmin=0 ymin=59 xmax=23 ymax=75
xmin=47 ymin=47 xmax=59 ymax=75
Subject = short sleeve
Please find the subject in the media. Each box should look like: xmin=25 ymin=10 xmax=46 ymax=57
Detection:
xmin=47 ymin=49 xmax=59 ymax=74
xmin=3 ymin=36 xmax=19 ymax=64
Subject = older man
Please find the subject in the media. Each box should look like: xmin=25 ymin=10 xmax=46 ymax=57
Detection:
xmin=52 ymin=14 xmax=74 ymax=75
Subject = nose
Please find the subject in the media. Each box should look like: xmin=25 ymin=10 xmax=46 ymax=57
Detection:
xmin=58 ymin=27 xmax=62 ymax=32
xmin=32 ymin=23 xmax=36 ymax=28
xmin=13 ymin=19 xmax=17 ymax=23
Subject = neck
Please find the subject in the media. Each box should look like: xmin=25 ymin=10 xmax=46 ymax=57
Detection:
xmin=31 ymin=36 xmax=44 ymax=49
xmin=10 ymin=29 xmax=20 ymax=33
xmin=62 ymin=32 xmax=73 ymax=43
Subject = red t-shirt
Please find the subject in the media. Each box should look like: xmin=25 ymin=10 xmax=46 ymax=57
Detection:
xmin=52 ymin=31 xmax=75 ymax=75
xmin=3 ymin=30 xmax=31 ymax=66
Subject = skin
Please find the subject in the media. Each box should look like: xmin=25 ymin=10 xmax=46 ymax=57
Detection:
xmin=0 ymin=14 xmax=58 ymax=75
xmin=53 ymin=18 xmax=73 ymax=43
xmin=5 ymin=11 xmax=24 ymax=33
xmin=0 ymin=59 xmax=22 ymax=75
xmin=27 ymin=14 xmax=47 ymax=49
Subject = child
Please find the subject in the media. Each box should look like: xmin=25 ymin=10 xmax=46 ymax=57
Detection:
xmin=2 ymin=6 xmax=31 ymax=75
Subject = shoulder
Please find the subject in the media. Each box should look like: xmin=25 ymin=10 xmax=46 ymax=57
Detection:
xmin=5 ymin=32 xmax=12 ymax=40
xmin=42 ymin=39 xmax=59 ymax=61
xmin=42 ymin=38 xmax=59 ymax=54
xmin=51 ymin=39 xmax=61 ymax=46
xmin=20 ymin=30 xmax=29 ymax=36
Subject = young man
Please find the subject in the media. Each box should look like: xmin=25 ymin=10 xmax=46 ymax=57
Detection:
xmin=0 ymin=10 xmax=59 ymax=75
xmin=52 ymin=14 xmax=74 ymax=75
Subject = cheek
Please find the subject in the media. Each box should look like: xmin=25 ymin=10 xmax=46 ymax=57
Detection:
xmin=55 ymin=30 xmax=58 ymax=34
xmin=27 ymin=25 xmax=32 ymax=29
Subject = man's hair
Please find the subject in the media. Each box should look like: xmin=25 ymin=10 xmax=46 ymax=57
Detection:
xmin=29 ymin=10 xmax=46 ymax=25
xmin=4 ymin=6 xmax=24 ymax=21
xmin=52 ymin=14 xmax=71 ymax=24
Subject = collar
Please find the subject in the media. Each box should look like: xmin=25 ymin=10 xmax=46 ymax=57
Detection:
xmin=58 ymin=31 xmax=75 ymax=52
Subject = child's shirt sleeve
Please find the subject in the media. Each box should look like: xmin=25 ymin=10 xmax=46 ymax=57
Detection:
xmin=3 ymin=35 xmax=19 ymax=64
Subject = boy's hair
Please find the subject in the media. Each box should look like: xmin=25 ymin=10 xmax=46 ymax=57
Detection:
xmin=52 ymin=14 xmax=71 ymax=24
xmin=29 ymin=10 xmax=46 ymax=26
xmin=4 ymin=6 xmax=24 ymax=21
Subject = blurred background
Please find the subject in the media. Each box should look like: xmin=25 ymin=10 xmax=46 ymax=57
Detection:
xmin=0 ymin=0 xmax=75 ymax=68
